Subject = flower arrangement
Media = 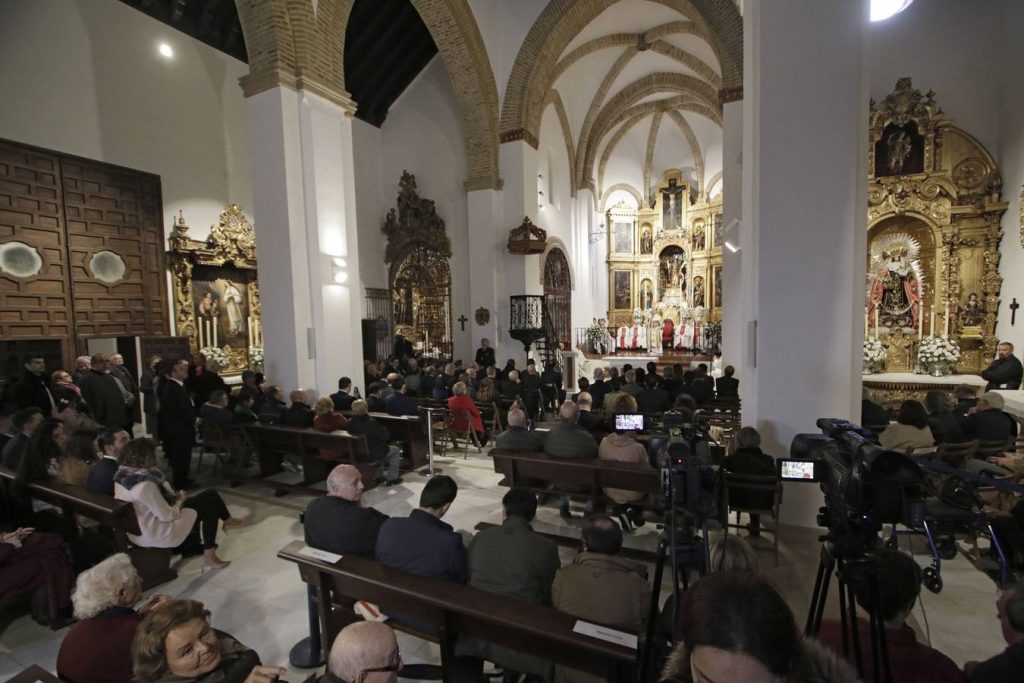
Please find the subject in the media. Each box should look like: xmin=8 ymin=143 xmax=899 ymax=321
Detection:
xmin=917 ymin=336 xmax=962 ymax=375
xmin=200 ymin=346 xmax=230 ymax=369
xmin=704 ymin=321 xmax=723 ymax=348
xmin=585 ymin=322 xmax=606 ymax=346
xmin=863 ymin=338 xmax=887 ymax=373
xmin=691 ymin=306 xmax=706 ymax=322
xmin=248 ymin=346 xmax=264 ymax=368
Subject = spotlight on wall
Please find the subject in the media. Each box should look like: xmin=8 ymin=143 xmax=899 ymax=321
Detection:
xmin=870 ymin=0 xmax=913 ymax=22
xmin=724 ymin=241 xmax=739 ymax=253
xmin=158 ymin=43 xmax=174 ymax=59
xmin=331 ymin=257 xmax=347 ymax=284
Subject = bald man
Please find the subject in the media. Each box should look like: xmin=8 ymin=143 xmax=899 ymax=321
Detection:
xmin=304 ymin=465 xmax=389 ymax=557
xmin=329 ymin=622 xmax=402 ymax=683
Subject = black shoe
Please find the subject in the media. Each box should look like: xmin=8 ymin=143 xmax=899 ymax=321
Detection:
xmin=627 ymin=505 xmax=646 ymax=528
xmin=559 ymin=506 xmax=573 ymax=520
xmin=384 ymin=477 xmax=404 ymax=486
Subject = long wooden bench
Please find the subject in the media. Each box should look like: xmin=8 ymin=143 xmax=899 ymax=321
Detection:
xmin=489 ymin=448 xmax=661 ymax=512
xmin=0 ymin=469 xmax=176 ymax=589
xmin=244 ymin=424 xmax=374 ymax=495
xmin=278 ymin=540 xmax=637 ymax=682
xmin=471 ymin=521 xmax=657 ymax=564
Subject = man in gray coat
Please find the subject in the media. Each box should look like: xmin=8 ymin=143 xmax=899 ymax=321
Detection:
xmin=460 ymin=488 xmax=561 ymax=679
xmin=543 ymin=401 xmax=598 ymax=518
xmin=493 ymin=408 xmax=542 ymax=451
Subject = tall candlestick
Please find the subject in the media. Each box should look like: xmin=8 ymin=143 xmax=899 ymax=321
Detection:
xmin=930 ymin=306 xmax=935 ymax=337
xmin=918 ymin=307 xmax=923 ymax=340
xmin=198 ymin=323 xmax=203 ymax=349
xmin=944 ymin=304 xmax=950 ymax=337
xmin=873 ymin=308 xmax=879 ymax=340
xmin=864 ymin=308 xmax=869 ymax=340
xmin=212 ymin=320 xmax=218 ymax=347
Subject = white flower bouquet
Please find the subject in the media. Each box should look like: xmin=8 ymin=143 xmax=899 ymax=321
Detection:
xmin=917 ymin=336 xmax=962 ymax=375
xmin=200 ymin=346 xmax=230 ymax=369
xmin=863 ymin=338 xmax=887 ymax=371
xmin=691 ymin=306 xmax=706 ymax=322
xmin=248 ymin=346 xmax=264 ymax=367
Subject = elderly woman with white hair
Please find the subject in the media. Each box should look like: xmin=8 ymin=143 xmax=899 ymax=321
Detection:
xmin=56 ymin=553 xmax=169 ymax=683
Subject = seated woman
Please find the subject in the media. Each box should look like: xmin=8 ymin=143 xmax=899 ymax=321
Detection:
xmin=879 ymin=400 xmax=934 ymax=452
xmin=15 ymin=417 xmax=66 ymax=483
xmin=0 ymin=527 xmax=73 ymax=628
xmin=57 ymin=553 xmax=170 ymax=683
xmin=60 ymin=427 xmax=100 ymax=487
xmin=313 ymin=395 xmax=348 ymax=433
xmin=132 ymin=598 xmax=285 ymax=683
xmin=114 ymin=438 xmax=245 ymax=570
xmin=448 ymin=381 xmax=488 ymax=445
xmin=475 ymin=377 xmax=497 ymax=405
xmin=598 ymin=413 xmax=651 ymax=529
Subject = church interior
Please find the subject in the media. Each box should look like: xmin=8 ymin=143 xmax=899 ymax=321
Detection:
xmin=3 ymin=0 xmax=1024 ymax=681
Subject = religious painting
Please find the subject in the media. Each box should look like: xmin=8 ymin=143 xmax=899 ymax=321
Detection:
xmin=640 ymin=225 xmax=654 ymax=254
xmin=693 ymin=276 xmax=705 ymax=307
xmin=712 ymin=214 xmax=723 ymax=247
xmin=191 ymin=265 xmax=254 ymax=350
xmin=613 ymin=221 xmax=634 ymax=253
xmin=713 ymin=267 xmax=722 ymax=308
xmin=640 ymin=279 xmax=654 ymax=310
xmin=613 ymin=271 xmax=631 ymax=309
xmin=658 ymin=246 xmax=686 ymax=294
xmin=874 ymin=122 xmax=924 ymax=177
xmin=692 ymin=220 xmax=706 ymax=251
xmin=661 ymin=179 xmax=684 ymax=230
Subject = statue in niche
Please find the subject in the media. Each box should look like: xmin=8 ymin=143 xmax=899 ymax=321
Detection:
xmin=692 ymin=223 xmax=706 ymax=251
xmin=887 ymin=130 xmax=912 ymax=175
xmin=641 ymin=280 xmax=654 ymax=310
xmin=658 ymin=246 xmax=686 ymax=293
xmin=640 ymin=228 xmax=653 ymax=254
xmin=693 ymin=276 xmax=705 ymax=307
xmin=866 ymin=234 xmax=923 ymax=331
xmin=960 ymin=292 xmax=984 ymax=327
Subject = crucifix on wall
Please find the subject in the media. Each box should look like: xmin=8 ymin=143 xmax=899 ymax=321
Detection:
xmin=458 ymin=314 xmax=468 ymax=331
xmin=1011 ymin=298 xmax=1019 ymax=326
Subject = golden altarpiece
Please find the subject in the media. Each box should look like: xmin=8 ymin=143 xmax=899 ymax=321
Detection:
xmin=606 ymin=170 xmax=723 ymax=331
xmin=866 ymin=78 xmax=1007 ymax=374
xmin=168 ymin=204 xmax=262 ymax=377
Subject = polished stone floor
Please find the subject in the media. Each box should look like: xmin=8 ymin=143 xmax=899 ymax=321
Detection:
xmin=0 ymin=448 xmax=1008 ymax=680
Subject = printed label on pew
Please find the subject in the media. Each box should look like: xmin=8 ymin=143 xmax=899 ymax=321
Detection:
xmin=572 ymin=621 xmax=638 ymax=649
xmin=298 ymin=545 xmax=342 ymax=564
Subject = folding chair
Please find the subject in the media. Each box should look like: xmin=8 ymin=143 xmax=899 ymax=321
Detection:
xmin=450 ymin=407 xmax=482 ymax=457
xmin=721 ymin=470 xmax=783 ymax=566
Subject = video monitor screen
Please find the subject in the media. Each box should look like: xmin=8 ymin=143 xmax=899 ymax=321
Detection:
xmin=614 ymin=414 xmax=645 ymax=431
xmin=778 ymin=459 xmax=817 ymax=481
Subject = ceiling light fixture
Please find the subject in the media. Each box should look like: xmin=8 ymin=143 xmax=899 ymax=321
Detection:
xmin=870 ymin=0 xmax=913 ymax=22
xmin=158 ymin=43 xmax=174 ymax=58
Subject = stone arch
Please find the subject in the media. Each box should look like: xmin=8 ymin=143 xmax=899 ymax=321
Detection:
xmin=705 ymin=170 xmax=722 ymax=196
xmin=500 ymin=0 xmax=742 ymax=146
xmin=539 ymin=237 xmax=575 ymax=290
xmin=600 ymin=183 xmax=645 ymax=211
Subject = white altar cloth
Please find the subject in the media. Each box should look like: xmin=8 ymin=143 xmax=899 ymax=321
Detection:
xmin=862 ymin=373 xmax=986 ymax=387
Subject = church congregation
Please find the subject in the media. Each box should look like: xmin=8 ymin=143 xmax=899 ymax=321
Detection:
xmin=5 ymin=0 xmax=1024 ymax=682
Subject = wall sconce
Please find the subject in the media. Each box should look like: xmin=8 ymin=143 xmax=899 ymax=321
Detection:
xmin=332 ymin=257 xmax=347 ymax=284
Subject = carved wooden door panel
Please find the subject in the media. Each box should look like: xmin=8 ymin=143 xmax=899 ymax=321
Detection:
xmin=543 ymin=248 xmax=572 ymax=350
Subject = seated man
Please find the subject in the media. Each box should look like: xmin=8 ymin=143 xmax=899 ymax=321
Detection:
xmin=543 ymin=401 xmax=598 ymax=519
xmin=384 ymin=377 xmax=418 ymax=416
xmin=861 ymin=390 xmax=890 ymax=430
xmin=198 ymin=389 xmax=234 ymax=430
xmin=964 ymin=391 xmax=1018 ymax=443
xmin=460 ymin=488 xmax=561 ymax=679
xmin=257 ymin=385 xmax=287 ymax=424
xmin=965 ymin=583 xmax=1024 ymax=682
xmin=501 ymin=370 xmax=525 ymax=403
xmin=715 ymin=365 xmax=739 ymax=397
xmin=345 ymin=400 xmax=403 ymax=486
xmin=817 ymin=548 xmax=963 ymax=682
xmin=283 ymin=389 xmax=315 ymax=428
xmin=86 ymin=427 xmax=130 ymax=496
xmin=635 ymin=374 xmax=670 ymax=416
xmin=328 ymin=622 xmax=402 ymax=683
xmin=375 ymin=475 xmax=467 ymax=583
xmin=952 ymin=384 xmax=979 ymax=419
xmin=2 ymin=407 xmax=43 ymax=471
xmin=304 ymin=464 xmax=388 ymax=557
xmin=331 ymin=376 xmax=358 ymax=412
xmin=494 ymin=407 xmax=543 ymax=452
xmin=620 ymin=370 xmax=642 ymax=397
xmin=552 ymin=513 xmax=650 ymax=635
xmin=722 ymin=426 xmax=777 ymax=536
xmin=576 ymin=392 xmax=607 ymax=434
xmin=590 ymin=367 xmax=610 ymax=409
xmin=925 ymin=390 xmax=965 ymax=444
xmin=366 ymin=382 xmax=388 ymax=413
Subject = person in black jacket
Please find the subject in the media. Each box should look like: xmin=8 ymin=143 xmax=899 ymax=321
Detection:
xmin=722 ymin=427 xmax=777 ymax=536
xmin=589 ymin=368 xmax=611 ymax=409
xmin=475 ymin=338 xmax=496 ymax=369
xmin=345 ymin=400 xmax=402 ymax=485
xmin=331 ymin=377 xmax=358 ymax=411
xmin=283 ymin=390 xmax=315 ymax=428
xmin=494 ymin=408 xmax=543 ymax=451
xmin=157 ymin=359 xmax=195 ymax=489
xmin=636 ymin=374 xmax=670 ymax=415
xmin=924 ymin=390 xmax=965 ymax=444
xmin=964 ymin=392 xmax=1018 ymax=443
xmin=952 ymin=384 xmax=979 ymax=419
xmin=257 ymin=386 xmax=287 ymax=424
xmin=304 ymin=465 xmax=389 ymax=557
xmin=982 ymin=342 xmax=1024 ymax=391
xmin=85 ymin=427 xmax=130 ymax=496
xmin=13 ymin=354 xmax=55 ymax=415
xmin=715 ymin=365 xmax=740 ymax=398
xmin=79 ymin=355 xmax=128 ymax=430
xmin=861 ymin=390 xmax=890 ymax=430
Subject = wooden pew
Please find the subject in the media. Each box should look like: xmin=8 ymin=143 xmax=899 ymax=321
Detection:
xmin=0 ymin=469 xmax=176 ymax=589
xmin=489 ymin=449 xmax=660 ymax=512
xmin=244 ymin=424 xmax=374 ymax=495
xmin=471 ymin=522 xmax=657 ymax=564
xmin=277 ymin=541 xmax=637 ymax=682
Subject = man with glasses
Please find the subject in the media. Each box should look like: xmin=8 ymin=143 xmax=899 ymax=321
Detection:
xmin=328 ymin=622 xmax=402 ymax=683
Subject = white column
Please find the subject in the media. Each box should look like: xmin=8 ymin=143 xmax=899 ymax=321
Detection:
xmin=742 ymin=0 xmax=869 ymax=526
xmin=246 ymin=86 xmax=363 ymax=396
xmin=720 ymin=100 xmax=743 ymax=369
xmin=467 ymin=188 xmax=503 ymax=360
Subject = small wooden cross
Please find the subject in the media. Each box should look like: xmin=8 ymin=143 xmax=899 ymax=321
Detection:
xmin=458 ymin=314 xmax=468 ymax=331
xmin=1011 ymin=298 xmax=1020 ymax=326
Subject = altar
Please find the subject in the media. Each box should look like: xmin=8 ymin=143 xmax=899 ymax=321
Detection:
xmin=862 ymin=372 xmax=985 ymax=412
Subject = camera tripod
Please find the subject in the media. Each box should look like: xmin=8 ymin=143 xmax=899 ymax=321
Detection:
xmin=805 ymin=537 xmax=892 ymax=683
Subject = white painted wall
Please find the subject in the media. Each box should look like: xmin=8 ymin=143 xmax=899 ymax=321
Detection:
xmin=870 ymin=0 xmax=1024 ymax=352
xmin=0 ymin=0 xmax=252 ymax=240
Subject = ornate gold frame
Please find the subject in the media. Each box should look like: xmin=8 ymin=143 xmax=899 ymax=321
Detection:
xmin=868 ymin=79 xmax=1008 ymax=373
xmin=167 ymin=204 xmax=261 ymax=376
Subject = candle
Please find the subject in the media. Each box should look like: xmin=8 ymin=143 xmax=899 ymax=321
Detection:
xmin=918 ymin=307 xmax=923 ymax=340
xmin=930 ymin=306 xmax=935 ymax=337
xmin=197 ymin=322 xmax=203 ymax=349
xmin=873 ymin=308 xmax=879 ymax=340
xmin=212 ymin=320 xmax=218 ymax=347
xmin=944 ymin=304 xmax=950 ymax=337
xmin=865 ymin=308 xmax=869 ymax=340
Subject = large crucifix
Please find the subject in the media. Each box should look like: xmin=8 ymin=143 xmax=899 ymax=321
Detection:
xmin=1011 ymin=298 xmax=1020 ymax=326
xmin=458 ymin=314 xmax=468 ymax=331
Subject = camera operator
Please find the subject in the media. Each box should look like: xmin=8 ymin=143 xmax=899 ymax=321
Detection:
xmin=964 ymin=583 xmax=1024 ymax=682
xmin=816 ymin=548 xmax=963 ymax=682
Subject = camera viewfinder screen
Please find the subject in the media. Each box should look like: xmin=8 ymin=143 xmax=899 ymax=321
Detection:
xmin=779 ymin=460 xmax=816 ymax=481
xmin=615 ymin=414 xmax=645 ymax=431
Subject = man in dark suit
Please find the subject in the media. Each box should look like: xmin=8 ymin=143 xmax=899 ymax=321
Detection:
xmin=544 ymin=401 xmax=599 ymax=518
xmin=576 ymin=393 xmax=607 ymax=435
xmin=13 ymin=354 xmax=55 ymax=415
xmin=982 ymin=342 xmax=1024 ymax=391
xmin=366 ymin=382 xmax=388 ymax=413
xmin=384 ymin=377 xmax=418 ymax=416
xmin=2 ymin=407 xmax=43 ymax=471
xmin=636 ymin=374 xmax=670 ymax=415
xmin=283 ymin=390 xmax=315 ymax=428
xmin=475 ymin=338 xmax=496 ymax=369
xmin=376 ymin=475 xmax=466 ymax=582
xmin=590 ymin=368 xmax=611 ymax=409
xmin=521 ymin=365 xmax=543 ymax=419
xmin=964 ymin=392 xmax=1018 ymax=443
xmin=80 ymin=354 xmax=130 ymax=430
xmin=158 ymin=359 xmax=196 ymax=489
xmin=494 ymin=408 xmax=543 ymax=451
xmin=331 ymin=377 xmax=358 ymax=411
xmin=86 ymin=427 xmax=130 ymax=496
xmin=257 ymin=385 xmax=288 ymax=424
xmin=716 ymin=365 xmax=739 ymax=398
xmin=305 ymin=464 xmax=389 ymax=557
xmin=186 ymin=353 xmax=228 ymax=408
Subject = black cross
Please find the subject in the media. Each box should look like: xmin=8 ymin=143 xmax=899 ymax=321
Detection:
xmin=1011 ymin=298 xmax=1020 ymax=326
xmin=458 ymin=315 xmax=468 ymax=331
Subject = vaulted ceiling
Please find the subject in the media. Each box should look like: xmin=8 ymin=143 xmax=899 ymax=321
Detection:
xmin=117 ymin=0 xmax=437 ymax=127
